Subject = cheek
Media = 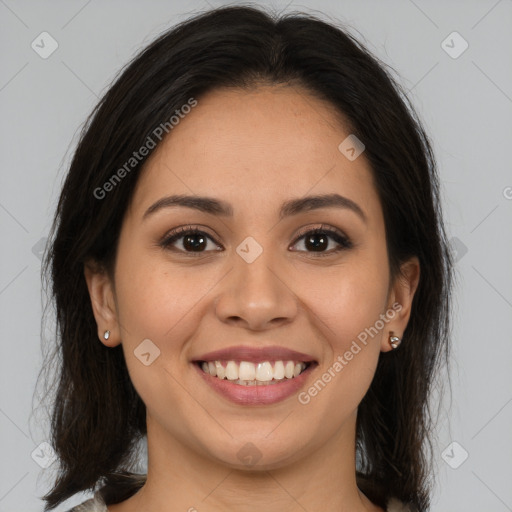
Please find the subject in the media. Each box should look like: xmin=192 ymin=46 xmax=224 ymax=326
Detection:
xmin=113 ymin=250 xmax=205 ymax=425
xmin=297 ymin=257 xmax=389 ymax=349
xmin=114 ymin=241 xmax=212 ymax=343
xmin=293 ymin=263 xmax=388 ymax=424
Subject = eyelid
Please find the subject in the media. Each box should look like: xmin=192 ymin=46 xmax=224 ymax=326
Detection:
xmin=289 ymin=224 xmax=352 ymax=254
xmin=159 ymin=223 xmax=352 ymax=255
xmin=159 ymin=224 xmax=221 ymax=249
xmin=291 ymin=223 xmax=349 ymax=244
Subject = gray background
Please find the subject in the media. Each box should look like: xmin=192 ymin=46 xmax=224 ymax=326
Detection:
xmin=1 ymin=0 xmax=511 ymax=511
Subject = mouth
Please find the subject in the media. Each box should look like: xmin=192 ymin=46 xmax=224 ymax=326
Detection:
xmin=191 ymin=345 xmax=318 ymax=405
xmin=195 ymin=359 xmax=314 ymax=386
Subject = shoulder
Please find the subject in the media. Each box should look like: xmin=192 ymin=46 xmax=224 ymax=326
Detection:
xmin=65 ymin=490 xmax=413 ymax=512
xmin=65 ymin=491 xmax=108 ymax=512
xmin=387 ymin=497 xmax=418 ymax=512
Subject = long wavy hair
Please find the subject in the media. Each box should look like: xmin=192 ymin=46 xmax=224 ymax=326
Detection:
xmin=39 ymin=5 xmax=452 ymax=511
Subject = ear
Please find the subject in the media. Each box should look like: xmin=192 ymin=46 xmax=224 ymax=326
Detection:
xmin=380 ymin=256 xmax=420 ymax=353
xmin=84 ymin=260 xmax=121 ymax=347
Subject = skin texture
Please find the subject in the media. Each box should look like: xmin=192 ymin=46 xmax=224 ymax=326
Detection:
xmin=85 ymin=85 xmax=420 ymax=512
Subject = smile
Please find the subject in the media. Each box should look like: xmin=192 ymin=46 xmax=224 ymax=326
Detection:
xmin=192 ymin=345 xmax=318 ymax=405
xmin=198 ymin=359 xmax=310 ymax=385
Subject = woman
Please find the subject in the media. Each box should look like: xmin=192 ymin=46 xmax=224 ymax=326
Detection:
xmin=41 ymin=5 xmax=452 ymax=512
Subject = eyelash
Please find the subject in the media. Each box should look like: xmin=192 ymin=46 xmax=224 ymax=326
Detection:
xmin=158 ymin=224 xmax=352 ymax=257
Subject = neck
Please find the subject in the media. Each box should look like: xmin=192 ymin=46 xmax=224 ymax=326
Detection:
xmin=109 ymin=411 xmax=383 ymax=512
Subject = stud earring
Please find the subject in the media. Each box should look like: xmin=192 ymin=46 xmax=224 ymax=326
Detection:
xmin=103 ymin=330 xmax=111 ymax=340
xmin=389 ymin=332 xmax=401 ymax=349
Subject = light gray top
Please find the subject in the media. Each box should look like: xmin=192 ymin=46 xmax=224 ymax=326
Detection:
xmin=67 ymin=491 xmax=415 ymax=511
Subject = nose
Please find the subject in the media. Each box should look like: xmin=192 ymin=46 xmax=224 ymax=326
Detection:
xmin=214 ymin=247 xmax=298 ymax=331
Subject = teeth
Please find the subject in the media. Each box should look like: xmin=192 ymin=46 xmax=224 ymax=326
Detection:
xmin=285 ymin=361 xmax=295 ymax=379
xmin=239 ymin=361 xmax=256 ymax=380
xmin=255 ymin=361 xmax=273 ymax=381
xmin=273 ymin=360 xmax=285 ymax=380
xmin=215 ymin=361 xmax=225 ymax=380
xmin=225 ymin=361 xmax=238 ymax=380
xmin=200 ymin=360 xmax=308 ymax=383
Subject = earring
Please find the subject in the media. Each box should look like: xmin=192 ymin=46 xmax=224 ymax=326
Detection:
xmin=389 ymin=332 xmax=401 ymax=349
xmin=103 ymin=330 xmax=110 ymax=340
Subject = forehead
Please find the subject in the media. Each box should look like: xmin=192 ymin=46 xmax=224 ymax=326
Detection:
xmin=129 ymin=85 xmax=380 ymax=223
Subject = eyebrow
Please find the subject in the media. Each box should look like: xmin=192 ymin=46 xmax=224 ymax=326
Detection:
xmin=142 ymin=193 xmax=367 ymax=223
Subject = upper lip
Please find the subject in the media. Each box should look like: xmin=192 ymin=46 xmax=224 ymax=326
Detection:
xmin=193 ymin=345 xmax=317 ymax=363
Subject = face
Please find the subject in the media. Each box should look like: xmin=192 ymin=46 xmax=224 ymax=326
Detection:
xmin=85 ymin=85 xmax=419 ymax=470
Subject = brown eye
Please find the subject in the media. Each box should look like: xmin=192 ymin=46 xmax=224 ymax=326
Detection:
xmin=159 ymin=224 xmax=352 ymax=257
xmin=290 ymin=226 xmax=352 ymax=256
xmin=160 ymin=226 xmax=221 ymax=254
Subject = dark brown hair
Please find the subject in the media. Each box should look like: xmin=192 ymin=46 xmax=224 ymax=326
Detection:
xmin=39 ymin=5 xmax=452 ymax=511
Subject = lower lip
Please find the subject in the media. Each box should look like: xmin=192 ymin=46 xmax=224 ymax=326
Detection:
xmin=194 ymin=362 xmax=316 ymax=405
